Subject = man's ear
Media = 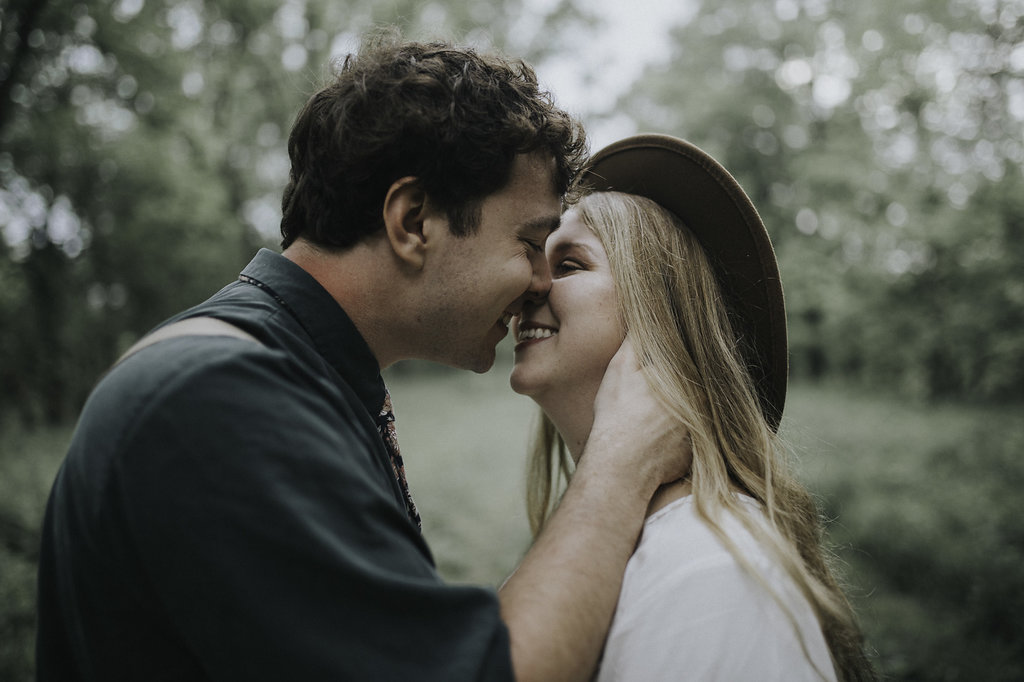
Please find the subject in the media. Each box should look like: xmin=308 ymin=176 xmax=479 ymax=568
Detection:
xmin=382 ymin=177 xmax=430 ymax=269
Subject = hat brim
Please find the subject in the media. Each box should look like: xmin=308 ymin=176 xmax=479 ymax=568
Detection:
xmin=582 ymin=134 xmax=788 ymax=431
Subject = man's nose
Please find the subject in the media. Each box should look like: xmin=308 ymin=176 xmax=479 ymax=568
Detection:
xmin=526 ymin=259 xmax=552 ymax=302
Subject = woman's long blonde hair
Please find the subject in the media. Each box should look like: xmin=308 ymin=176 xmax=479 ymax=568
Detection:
xmin=526 ymin=191 xmax=875 ymax=681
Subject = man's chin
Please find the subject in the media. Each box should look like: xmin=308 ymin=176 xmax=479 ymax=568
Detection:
xmin=439 ymin=346 xmax=496 ymax=374
xmin=468 ymin=353 xmax=496 ymax=374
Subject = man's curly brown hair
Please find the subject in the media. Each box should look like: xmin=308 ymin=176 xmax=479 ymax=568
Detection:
xmin=280 ymin=30 xmax=589 ymax=249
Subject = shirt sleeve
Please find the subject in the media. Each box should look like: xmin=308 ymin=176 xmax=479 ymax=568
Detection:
xmin=112 ymin=339 xmax=514 ymax=681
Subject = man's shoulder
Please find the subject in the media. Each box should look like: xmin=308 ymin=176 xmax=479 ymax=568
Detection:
xmin=108 ymin=332 xmax=283 ymax=396
xmin=104 ymin=332 xmax=356 ymax=431
xmin=72 ymin=332 xmax=386 ymax=494
xmin=77 ymin=336 xmax=284 ymax=453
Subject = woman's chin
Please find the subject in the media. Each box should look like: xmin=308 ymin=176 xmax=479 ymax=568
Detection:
xmin=508 ymin=365 xmax=545 ymax=397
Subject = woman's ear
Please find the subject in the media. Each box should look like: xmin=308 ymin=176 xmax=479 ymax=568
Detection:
xmin=382 ymin=177 xmax=429 ymax=269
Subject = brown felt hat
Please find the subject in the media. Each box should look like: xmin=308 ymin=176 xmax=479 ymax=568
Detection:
xmin=582 ymin=133 xmax=788 ymax=431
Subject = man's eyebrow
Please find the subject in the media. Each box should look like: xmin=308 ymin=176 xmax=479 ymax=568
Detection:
xmin=522 ymin=215 xmax=562 ymax=235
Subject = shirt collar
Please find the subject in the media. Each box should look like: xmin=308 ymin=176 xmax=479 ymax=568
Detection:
xmin=239 ymin=249 xmax=386 ymax=416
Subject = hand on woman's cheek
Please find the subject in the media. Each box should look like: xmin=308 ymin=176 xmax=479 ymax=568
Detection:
xmin=585 ymin=338 xmax=692 ymax=486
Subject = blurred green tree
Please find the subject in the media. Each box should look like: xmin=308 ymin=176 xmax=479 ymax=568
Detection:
xmin=613 ymin=0 xmax=1024 ymax=401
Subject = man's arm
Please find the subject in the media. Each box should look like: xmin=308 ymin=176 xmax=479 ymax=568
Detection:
xmin=498 ymin=340 xmax=690 ymax=682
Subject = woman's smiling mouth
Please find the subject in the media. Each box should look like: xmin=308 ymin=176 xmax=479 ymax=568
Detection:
xmin=516 ymin=325 xmax=558 ymax=343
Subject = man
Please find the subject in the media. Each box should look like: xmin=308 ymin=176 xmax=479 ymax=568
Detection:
xmin=36 ymin=33 xmax=687 ymax=681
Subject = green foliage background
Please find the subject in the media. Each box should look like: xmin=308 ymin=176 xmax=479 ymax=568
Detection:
xmin=1 ymin=0 xmax=1022 ymax=679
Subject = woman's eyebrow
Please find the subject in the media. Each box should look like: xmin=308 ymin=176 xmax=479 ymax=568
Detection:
xmin=549 ymin=240 xmax=598 ymax=260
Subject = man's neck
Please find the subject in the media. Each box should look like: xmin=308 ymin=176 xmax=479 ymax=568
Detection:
xmin=282 ymin=238 xmax=409 ymax=369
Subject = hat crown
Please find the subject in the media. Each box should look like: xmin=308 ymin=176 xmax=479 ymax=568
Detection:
xmin=583 ymin=134 xmax=788 ymax=430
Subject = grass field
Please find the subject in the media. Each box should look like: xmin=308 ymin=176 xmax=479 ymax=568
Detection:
xmin=2 ymin=359 xmax=1022 ymax=680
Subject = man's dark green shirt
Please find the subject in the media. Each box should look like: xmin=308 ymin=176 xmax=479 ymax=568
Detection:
xmin=36 ymin=249 xmax=514 ymax=681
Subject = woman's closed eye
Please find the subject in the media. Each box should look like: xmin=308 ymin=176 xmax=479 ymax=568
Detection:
xmin=553 ymin=259 xmax=584 ymax=276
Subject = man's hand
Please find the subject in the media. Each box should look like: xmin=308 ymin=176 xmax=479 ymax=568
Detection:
xmin=582 ymin=337 xmax=692 ymax=494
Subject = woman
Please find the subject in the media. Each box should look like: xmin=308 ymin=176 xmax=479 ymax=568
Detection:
xmin=510 ymin=134 xmax=874 ymax=681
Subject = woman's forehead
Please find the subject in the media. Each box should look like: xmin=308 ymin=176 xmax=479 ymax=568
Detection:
xmin=547 ymin=211 xmax=607 ymax=263
xmin=550 ymin=210 xmax=594 ymax=244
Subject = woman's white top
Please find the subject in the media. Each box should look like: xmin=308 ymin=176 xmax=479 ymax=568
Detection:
xmin=596 ymin=495 xmax=837 ymax=681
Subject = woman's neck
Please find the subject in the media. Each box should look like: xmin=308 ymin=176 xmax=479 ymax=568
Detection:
xmin=544 ymin=404 xmax=595 ymax=464
xmin=532 ymin=380 xmax=603 ymax=463
xmin=537 ymin=386 xmax=693 ymax=519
